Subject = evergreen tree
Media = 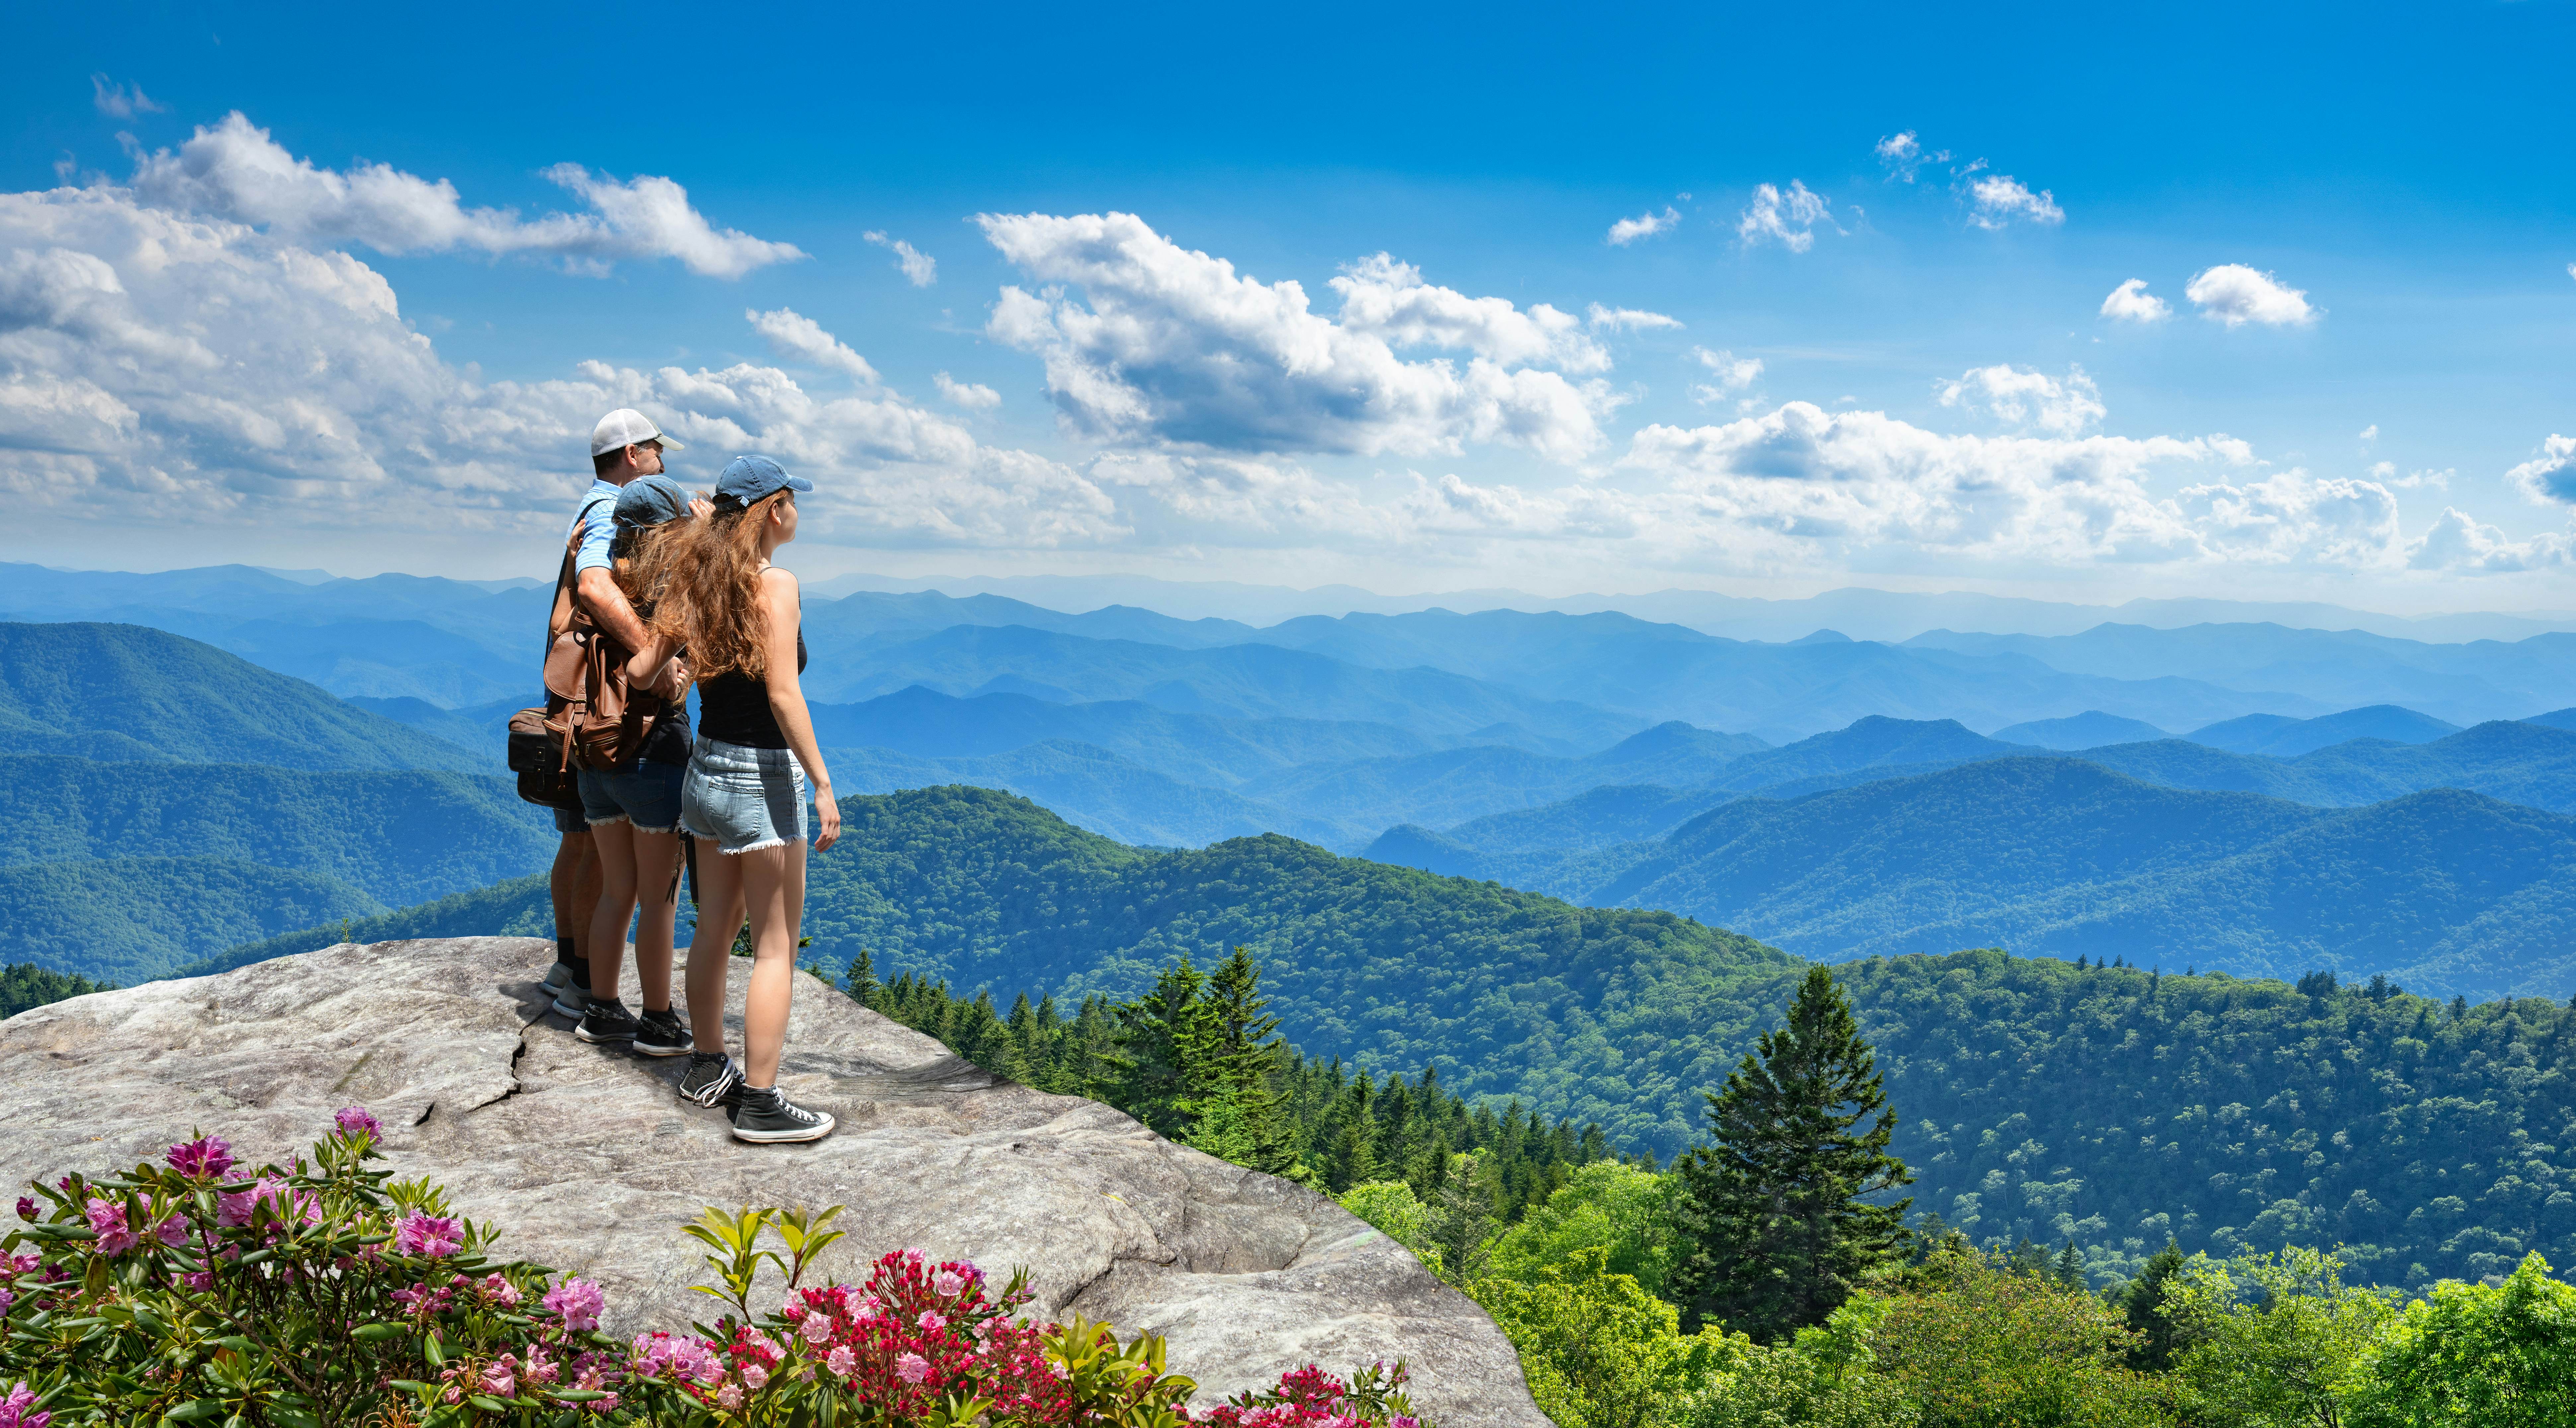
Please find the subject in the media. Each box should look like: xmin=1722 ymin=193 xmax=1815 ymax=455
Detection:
xmin=1669 ymin=966 xmax=1913 ymax=1342
xmin=846 ymin=947 xmax=881 ymax=1009
xmin=2119 ymin=1239 xmax=2188 ymax=1371
xmin=1183 ymin=947 xmax=1299 ymax=1175
xmin=2054 ymin=1239 xmax=2084 ymax=1288
xmin=1106 ymin=954 xmax=1206 ymax=1134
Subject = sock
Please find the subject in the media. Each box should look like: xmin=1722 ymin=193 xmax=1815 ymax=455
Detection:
xmin=570 ymin=962 xmax=592 ymax=991
xmin=554 ymin=936 xmax=577 ymax=965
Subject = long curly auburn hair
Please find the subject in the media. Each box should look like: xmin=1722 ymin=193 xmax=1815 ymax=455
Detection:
xmin=652 ymin=489 xmax=791 ymax=680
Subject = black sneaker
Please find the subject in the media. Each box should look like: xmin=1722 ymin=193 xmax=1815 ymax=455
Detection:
xmin=574 ymin=999 xmax=639 ymax=1045
xmin=678 ymin=1052 xmax=743 ymax=1109
xmin=732 ymin=1085 xmax=835 ymax=1144
xmin=634 ymin=1007 xmax=691 ymax=1058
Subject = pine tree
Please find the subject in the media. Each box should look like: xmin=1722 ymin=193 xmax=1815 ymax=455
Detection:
xmin=846 ymin=948 xmax=881 ymax=1009
xmin=2054 ymin=1239 xmax=2084 ymax=1288
xmin=1670 ymin=966 xmax=1914 ymax=1341
xmin=1185 ymin=947 xmax=1298 ymax=1175
xmin=1106 ymin=955 xmax=1205 ymax=1134
xmin=2119 ymin=1239 xmax=2188 ymax=1371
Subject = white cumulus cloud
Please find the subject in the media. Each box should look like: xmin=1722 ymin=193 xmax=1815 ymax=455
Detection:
xmin=1968 ymin=175 xmax=2064 ymax=229
xmin=745 ymin=307 xmax=880 ymax=384
xmin=1737 ymin=181 xmax=1831 ymax=252
xmin=2507 ymin=434 xmax=2576 ymax=506
xmin=1607 ymin=206 xmax=1681 ymax=245
xmin=126 ymin=112 xmax=801 ymax=278
xmin=864 ymin=230 xmax=937 ymax=286
xmin=974 ymin=211 xmax=1619 ymax=462
xmin=0 ymin=182 xmax=1115 ymax=549
xmin=935 ymin=371 xmax=1002 ymax=409
xmin=1936 ymin=365 xmax=2105 ymax=435
xmin=2407 ymin=508 xmax=2576 ymax=572
xmin=2185 ymin=264 xmax=2316 ymax=327
xmin=2099 ymin=278 xmax=2170 ymax=323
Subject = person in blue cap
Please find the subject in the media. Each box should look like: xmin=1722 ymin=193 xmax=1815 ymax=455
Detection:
xmin=627 ymin=454 xmax=840 ymax=1143
xmin=568 ymin=473 xmax=703 ymax=1055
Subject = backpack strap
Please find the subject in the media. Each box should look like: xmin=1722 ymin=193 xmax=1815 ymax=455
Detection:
xmin=547 ymin=491 xmax=618 ymax=647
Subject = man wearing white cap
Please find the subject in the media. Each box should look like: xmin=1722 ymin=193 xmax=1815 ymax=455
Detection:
xmin=546 ymin=408 xmax=692 ymax=1018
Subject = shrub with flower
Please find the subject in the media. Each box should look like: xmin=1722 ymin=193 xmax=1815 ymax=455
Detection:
xmin=3 ymin=1115 xmax=1436 ymax=1427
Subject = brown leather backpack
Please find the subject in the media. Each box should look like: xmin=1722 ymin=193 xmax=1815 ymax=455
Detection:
xmin=508 ymin=495 xmax=672 ymax=803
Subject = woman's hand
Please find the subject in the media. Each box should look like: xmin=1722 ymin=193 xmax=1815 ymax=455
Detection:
xmin=811 ymin=785 xmax=840 ymax=852
xmin=653 ymin=656 xmax=690 ymax=702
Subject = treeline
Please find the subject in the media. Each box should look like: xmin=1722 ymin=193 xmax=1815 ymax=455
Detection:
xmin=852 ymin=948 xmax=1628 ymax=1225
xmin=0 ymin=962 xmax=111 ymax=1020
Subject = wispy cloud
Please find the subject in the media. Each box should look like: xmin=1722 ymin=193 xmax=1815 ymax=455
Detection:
xmin=1737 ymin=181 xmax=1831 ymax=252
xmin=935 ymin=372 xmax=1002 ymax=409
xmin=1606 ymin=206 xmax=1680 ymax=245
xmin=1967 ymin=175 xmax=2063 ymax=230
xmin=746 ymin=307 xmax=880 ymax=384
xmin=2099 ymin=278 xmax=2171 ymax=323
xmin=90 ymin=75 xmax=167 ymax=119
xmin=864 ymin=231 xmax=937 ymax=286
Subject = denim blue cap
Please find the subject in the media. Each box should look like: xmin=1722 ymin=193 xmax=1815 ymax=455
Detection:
xmin=714 ymin=454 xmax=812 ymax=508
xmin=612 ymin=474 xmax=691 ymax=529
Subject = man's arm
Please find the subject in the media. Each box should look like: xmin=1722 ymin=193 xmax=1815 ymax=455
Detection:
xmin=575 ymin=566 xmax=654 ymax=652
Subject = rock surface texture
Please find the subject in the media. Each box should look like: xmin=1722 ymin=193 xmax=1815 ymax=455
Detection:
xmin=0 ymin=937 xmax=1546 ymax=1426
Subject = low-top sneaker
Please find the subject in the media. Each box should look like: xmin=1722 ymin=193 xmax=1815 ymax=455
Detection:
xmin=574 ymin=999 xmax=639 ymax=1045
xmin=678 ymin=1051 xmax=743 ymax=1109
xmin=542 ymin=961 xmax=575 ymax=991
xmin=633 ymin=1007 xmax=691 ymax=1058
xmin=550 ymin=974 xmax=592 ymax=1020
xmin=732 ymin=1084 xmax=835 ymax=1144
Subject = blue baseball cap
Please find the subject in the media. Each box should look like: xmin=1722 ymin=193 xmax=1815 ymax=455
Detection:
xmin=612 ymin=474 xmax=692 ymax=529
xmin=714 ymin=454 xmax=812 ymax=509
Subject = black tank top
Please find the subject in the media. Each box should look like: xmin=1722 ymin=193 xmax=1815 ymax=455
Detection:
xmin=697 ymin=632 xmax=806 ymax=750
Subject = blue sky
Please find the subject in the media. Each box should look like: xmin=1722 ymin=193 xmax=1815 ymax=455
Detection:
xmin=7 ymin=0 xmax=2575 ymax=611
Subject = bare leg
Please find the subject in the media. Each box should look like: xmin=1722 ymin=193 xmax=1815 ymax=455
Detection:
xmin=571 ymin=837 xmax=604 ymax=963
xmin=586 ymin=820 xmax=639 ymax=1004
xmin=550 ymin=831 xmax=592 ymax=957
xmin=737 ymin=839 xmax=807 ymax=1087
xmin=684 ymin=848 xmax=747 ymax=1058
xmin=630 ymin=828 xmax=684 ymax=1013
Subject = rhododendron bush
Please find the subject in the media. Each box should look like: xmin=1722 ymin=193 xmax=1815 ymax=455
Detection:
xmin=0 ymin=1112 xmax=1432 ymax=1427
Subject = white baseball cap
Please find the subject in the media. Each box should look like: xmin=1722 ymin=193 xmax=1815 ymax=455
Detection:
xmin=589 ymin=408 xmax=685 ymax=457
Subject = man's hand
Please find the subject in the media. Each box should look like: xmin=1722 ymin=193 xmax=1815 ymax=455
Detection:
xmin=688 ymin=496 xmax=714 ymax=520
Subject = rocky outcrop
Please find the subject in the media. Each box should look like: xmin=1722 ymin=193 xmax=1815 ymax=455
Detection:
xmin=0 ymin=937 xmax=1546 ymax=1425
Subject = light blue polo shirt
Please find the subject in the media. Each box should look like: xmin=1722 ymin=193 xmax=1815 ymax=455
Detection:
xmin=566 ymin=479 xmax=620 ymax=575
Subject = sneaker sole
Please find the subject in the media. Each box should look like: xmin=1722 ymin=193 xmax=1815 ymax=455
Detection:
xmin=573 ymin=1024 xmax=638 ymax=1045
xmin=633 ymin=1038 xmax=693 ymax=1058
xmin=551 ymin=992 xmax=589 ymax=1019
xmin=733 ymin=1113 xmax=836 ymax=1144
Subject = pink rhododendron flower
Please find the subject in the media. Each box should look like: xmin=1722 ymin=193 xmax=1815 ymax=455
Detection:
xmin=481 ymin=1356 xmax=516 ymax=1397
xmin=799 ymin=1313 xmax=833 ymax=1345
xmin=895 ymin=1352 xmax=930 ymax=1385
xmin=742 ymin=1363 xmax=769 ymax=1390
xmin=181 ymin=1272 xmax=213 ymax=1292
xmin=522 ymin=1343 xmax=561 ymax=1388
xmin=545 ymin=1277 xmax=605 ymax=1330
xmin=392 ymin=1211 xmax=463 ymax=1258
xmin=334 ymin=1106 xmax=383 ymax=1140
xmin=216 ymin=1176 xmax=314 ymax=1231
xmin=715 ymin=1384 xmax=743 ymax=1410
xmin=479 ymin=1273 xmax=522 ymax=1307
xmin=0 ymin=1290 xmax=12 ymax=1316
xmin=932 ymin=1269 xmax=965 ymax=1297
xmin=12 ymin=1199 xmax=31 ymax=1223
xmin=83 ymin=1198 xmax=137 ymax=1256
xmin=165 ymin=1136 xmax=234 ymax=1179
xmin=0 ymin=1380 xmax=48 ymax=1428
xmin=155 ymin=1215 xmax=190 ymax=1249
xmin=916 ymin=1310 xmax=947 ymax=1331
xmin=826 ymin=1345 xmax=856 ymax=1378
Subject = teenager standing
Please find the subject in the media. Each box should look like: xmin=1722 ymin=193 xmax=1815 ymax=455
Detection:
xmin=633 ymin=455 xmax=840 ymax=1144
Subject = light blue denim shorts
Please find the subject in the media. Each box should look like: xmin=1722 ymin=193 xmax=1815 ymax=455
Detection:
xmin=578 ymin=760 xmax=685 ymax=833
xmin=680 ymin=737 xmax=808 ymax=856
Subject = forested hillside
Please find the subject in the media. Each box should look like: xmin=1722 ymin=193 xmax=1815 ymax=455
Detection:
xmin=1596 ymin=758 xmax=2576 ymax=996
xmin=0 ymin=622 xmax=481 ymax=771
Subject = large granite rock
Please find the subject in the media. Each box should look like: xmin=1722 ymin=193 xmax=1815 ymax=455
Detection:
xmin=0 ymin=937 xmax=1546 ymax=1426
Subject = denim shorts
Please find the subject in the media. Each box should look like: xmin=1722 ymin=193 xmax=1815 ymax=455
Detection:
xmin=578 ymin=760 xmax=685 ymax=833
xmin=680 ymin=737 xmax=808 ymax=856
xmin=553 ymin=801 xmax=590 ymax=835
